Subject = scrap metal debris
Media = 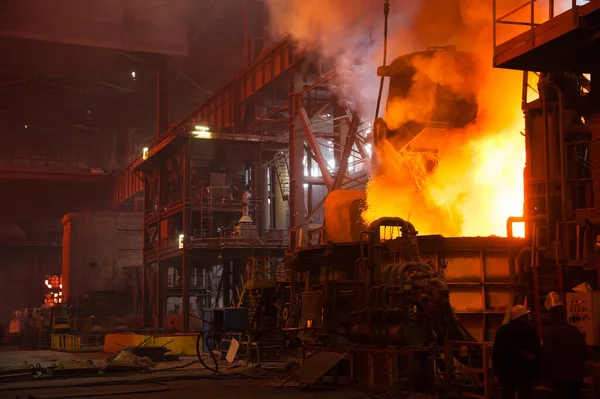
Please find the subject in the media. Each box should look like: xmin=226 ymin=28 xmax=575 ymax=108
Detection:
xmin=102 ymin=350 xmax=155 ymax=373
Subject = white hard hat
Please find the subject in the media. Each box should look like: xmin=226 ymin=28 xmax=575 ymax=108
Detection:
xmin=510 ymin=305 xmax=530 ymax=320
xmin=544 ymin=292 xmax=564 ymax=311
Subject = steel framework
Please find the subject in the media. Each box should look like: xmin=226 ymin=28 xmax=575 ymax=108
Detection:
xmin=493 ymin=0 xmax=600 ymax=331
xmin=126 ymin=36 xmax=375 ymax=331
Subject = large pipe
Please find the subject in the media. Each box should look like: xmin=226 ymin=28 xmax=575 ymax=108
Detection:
xmin=368 ymin=217 xmax=419 ymax=262
xmin=541 ymin=75 xmax=552 ymax=231
xmin=505 ymin=216 xmax=545 ymax=324
xmin=557 ymin=88 xmax=568 ymax=221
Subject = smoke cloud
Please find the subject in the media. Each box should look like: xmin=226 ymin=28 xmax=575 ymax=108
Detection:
xmin=265 ymin=0 xmax=531 ymax=236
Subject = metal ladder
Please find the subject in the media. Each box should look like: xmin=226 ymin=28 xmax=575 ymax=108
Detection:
xmin=273 ymin=151 xmax=290 ymax=203
xmin=199 ymin=187 xmax=213 ymax=238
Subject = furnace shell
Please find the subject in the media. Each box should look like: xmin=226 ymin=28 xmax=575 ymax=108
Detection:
xmin=323 ymin=190 xmax=367 ymax=243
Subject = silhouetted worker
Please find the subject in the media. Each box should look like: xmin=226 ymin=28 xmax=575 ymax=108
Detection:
xmin=541 ymin=292 xmax=589 ymax=399
xmin=493 ymin=305 xmax=541 ymax=399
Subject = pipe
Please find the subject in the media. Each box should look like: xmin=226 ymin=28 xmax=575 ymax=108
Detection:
xmin=368 ymin=217 xmax=420 ymax=262
xmin=557 ymin=87 xmax=568 ymax=222
xmin=541 ymin=75 xmax=552 ymax=231
xmin=506 ymin=215 xmax=545 ymax=324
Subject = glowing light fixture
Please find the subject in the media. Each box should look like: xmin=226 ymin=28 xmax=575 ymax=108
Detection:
xmin=192 ymin=125 xmax=212 ymax=138
xmin=178 ymin=234 xmax=185 ymax=249
xmin=142 ymin=147 xmax=149 ymax=160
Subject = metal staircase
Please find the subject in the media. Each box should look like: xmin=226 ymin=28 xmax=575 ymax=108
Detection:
xmin=234 ymin=257 xmax=284 ymax=328
xmin=199 ymin=187 xmax=214 ymax=239
xmin=273 ymin=151 xmax=290 ymax=203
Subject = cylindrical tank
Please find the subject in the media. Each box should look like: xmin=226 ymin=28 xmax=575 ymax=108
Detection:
xmin=323 ymin=190 xmax=367 ymax=243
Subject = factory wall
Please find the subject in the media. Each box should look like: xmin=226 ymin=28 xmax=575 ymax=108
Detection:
xmin=62 ymin=212 xmax=143 ymax=303
xmin=0 ymin=246 xmax=61 ymax=324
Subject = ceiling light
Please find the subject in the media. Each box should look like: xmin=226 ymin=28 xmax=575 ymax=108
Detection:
xmin=192 ymin=125 xmax=211 ymax=139
xmin=131 ymin=71 xmax=136 ymax=79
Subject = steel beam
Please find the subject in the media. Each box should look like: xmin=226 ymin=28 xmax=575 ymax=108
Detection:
xmin=298 ymin=106 xmax=334 ymax=191
xmin=333 ymin=107 xmax=361 ymax=190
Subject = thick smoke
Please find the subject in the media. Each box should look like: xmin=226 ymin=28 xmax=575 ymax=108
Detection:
xmin=266 ymin=0 xmax=531 ymax=236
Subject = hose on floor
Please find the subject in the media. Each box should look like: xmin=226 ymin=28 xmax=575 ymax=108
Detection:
xmin=195 ymin=329 xmax=219 ymax=373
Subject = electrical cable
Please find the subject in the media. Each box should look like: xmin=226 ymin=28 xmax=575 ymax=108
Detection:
xmin=372 ymin=0 xmax=391 ymax=148
xmin=187 ymin=313 xmax=220 ymax=374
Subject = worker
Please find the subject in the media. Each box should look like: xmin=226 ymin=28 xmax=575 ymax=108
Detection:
xmin=492 ymin=305 xmax=541 ymax=399
xmin=541 ymin=292 xmax=588 ymax=399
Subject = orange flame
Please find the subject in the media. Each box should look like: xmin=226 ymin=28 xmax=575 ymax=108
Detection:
xmin=266 ymin=0 xmax=529 ymax=237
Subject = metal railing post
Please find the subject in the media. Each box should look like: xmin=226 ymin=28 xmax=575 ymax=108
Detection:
xmin=531 ymin=0 xmax=535 ymax=47
xmin=493 ymin=0 xmax=497 ymax=64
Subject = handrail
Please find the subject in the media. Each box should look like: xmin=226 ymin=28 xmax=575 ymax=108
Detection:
xmin=492 ymin=0 xmax=589 ymax=63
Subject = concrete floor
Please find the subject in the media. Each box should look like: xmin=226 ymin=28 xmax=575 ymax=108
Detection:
xmin=0 ymin=378 xmax=362 ymax=399
xmin=0 ymin=350 xmax=585 ymax=399
xmin=0 ymin=349 xmax=111 ymax=370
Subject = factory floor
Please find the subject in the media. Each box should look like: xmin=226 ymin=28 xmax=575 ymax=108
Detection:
xmin=0 ymin=349 xmax=567 ymax=399
xmin=0 ymin=378 xmax=361 ymax=399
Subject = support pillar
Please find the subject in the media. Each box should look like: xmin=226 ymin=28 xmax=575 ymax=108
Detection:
xmin=223 ymin=261 xmax=232 ymax=307
xmin=156 ymin=264 xmax=168 ymax=330
xmin=182 ymin=140 xmax=191 ymax=332
xmin=289 ymin=72 xmax=307 ymax=246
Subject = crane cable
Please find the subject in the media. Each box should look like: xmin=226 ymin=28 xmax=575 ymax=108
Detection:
xmin=372 ymin=0 xmax=390 ymax=148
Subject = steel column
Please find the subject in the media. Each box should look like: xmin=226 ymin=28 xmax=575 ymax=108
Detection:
xmin=289 ymin=72 xmax=306 ymax=244
xmin=334 ymin=107 xmax=361 ymax=190
xmin=182 ymin=139 xmax=191 ymax=332
xmin=299 ymin=106 xmax=334 ymax=191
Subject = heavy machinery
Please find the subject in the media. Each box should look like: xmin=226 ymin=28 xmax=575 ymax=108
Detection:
xmin=285 ymin=191 xmax=475 ymax=345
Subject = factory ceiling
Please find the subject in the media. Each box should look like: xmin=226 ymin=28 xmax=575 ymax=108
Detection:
xmin=0 ymin=0 xmax=247 ymax=141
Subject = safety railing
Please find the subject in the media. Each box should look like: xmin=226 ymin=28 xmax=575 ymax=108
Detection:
xmin=188 ymin=228 xmax=289 ymax=248
xmin=0 ymin=152 xmax=106 ymax=174
xmin=493 ymin=0 xmax=590 ymax=63
xmin=51 ymin=334 xmax=105 ymax=353
xmin=197 ymin=187 xmax=261 ymax=210
xmin=246 ymin=257 xmax=286 ymax=282
xmin=234 ymin=257 xmax=287 ymax=307
xmin=444 ymin=339 xmax=493 ymax=399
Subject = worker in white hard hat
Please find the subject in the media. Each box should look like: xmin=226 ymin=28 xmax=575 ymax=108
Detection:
xmin=541 ymin=292 xmax=588 ymax=399
xmin=492 ymin=305 xmax=541 ymax=399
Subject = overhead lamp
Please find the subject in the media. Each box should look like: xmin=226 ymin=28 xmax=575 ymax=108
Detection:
xmin=142 ymin=147 xmax=149 ymax=160
xmin=192 ymin=125 xmax=212 ymax=139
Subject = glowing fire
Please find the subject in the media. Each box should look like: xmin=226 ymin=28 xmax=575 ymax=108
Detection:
xmin=266 ymin=0 xmax=529 ymax=238
xmin=362 ymin=116 xmax=526 ymax=238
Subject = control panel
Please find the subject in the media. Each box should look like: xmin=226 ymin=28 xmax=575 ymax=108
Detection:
xmin=566 ymin=292 xmax=600 ymax=346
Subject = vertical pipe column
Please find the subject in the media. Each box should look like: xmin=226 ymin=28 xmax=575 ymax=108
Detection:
xmin=223 ymin=261 xmax=232 ymax=306
xmin=156 ymin=264 xmax=168 ymax=330
xmin=142 ymin=175 xmax=148 ymax=328
xmin=156 ymin=56 xmax=169 ymax=136
xmin=289 ymin=72 xmax=307 ymax=247
xmin=182 ymin=139 xmax=191 ymax=332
